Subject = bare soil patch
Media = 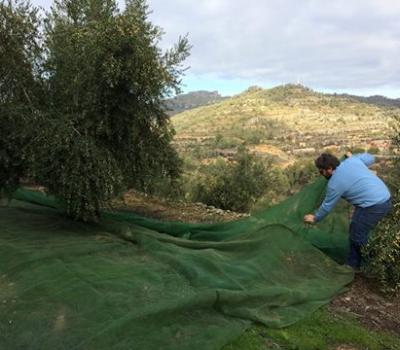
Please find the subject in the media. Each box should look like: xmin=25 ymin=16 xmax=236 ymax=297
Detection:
xmin=330 ymin=275 xmax=400 ymax=335
xmin=114 ymin=190 xmax=248 ymax=223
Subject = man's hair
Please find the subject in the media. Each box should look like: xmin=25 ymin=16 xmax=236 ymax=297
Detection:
xmin=315 ymin=153 xmax=340 ymax=170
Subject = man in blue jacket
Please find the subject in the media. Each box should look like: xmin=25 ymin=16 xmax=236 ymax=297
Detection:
xmin=304 ymin=152 xmax=392 ymax=269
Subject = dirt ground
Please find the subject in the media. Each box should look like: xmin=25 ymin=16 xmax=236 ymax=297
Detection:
xmin=115 ymin=189 xmax=249 ymax=223
xmin=330 ymin=275 xmax=400 ymax=335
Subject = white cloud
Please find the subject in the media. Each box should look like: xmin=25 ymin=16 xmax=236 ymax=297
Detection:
xmin=148 ymin=0 xmax=400 ymax=93
xmin=28 ymin=0 xmax=400 ymax=95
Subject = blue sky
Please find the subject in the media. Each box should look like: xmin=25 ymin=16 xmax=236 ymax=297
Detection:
xmin=30 ymin=0 xmax=400 ymax=98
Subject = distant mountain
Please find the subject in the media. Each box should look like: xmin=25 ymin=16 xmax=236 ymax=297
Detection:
xmin=165 ymin=91 xmax=228 ymax=115
xmin=335 ymin=94 xmax=400 ymax=109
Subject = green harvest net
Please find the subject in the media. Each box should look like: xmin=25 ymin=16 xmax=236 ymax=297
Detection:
xmin=0 ymin=178 xmax=354 ymax=350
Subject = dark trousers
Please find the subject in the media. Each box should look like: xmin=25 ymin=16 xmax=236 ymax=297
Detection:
xmin=348 ymin=199 xmax=392 ymax=268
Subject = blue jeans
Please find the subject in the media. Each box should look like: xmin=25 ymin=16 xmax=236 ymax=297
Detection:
xmin=347 ymin=199 xmax=392 ymax=268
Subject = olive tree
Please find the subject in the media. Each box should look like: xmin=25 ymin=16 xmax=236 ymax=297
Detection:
xmin=0 ymin=0 xmax=190 ymax=221
xmin=0 ymin=0 xmax=44 ymax=196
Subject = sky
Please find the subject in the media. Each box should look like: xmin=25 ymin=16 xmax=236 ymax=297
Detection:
xmin=30 ymin=0 xmax=400 ymax=98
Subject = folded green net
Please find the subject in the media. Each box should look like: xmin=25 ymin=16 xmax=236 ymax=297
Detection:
xmin=0 ymin=178 xmax=353 ymax=350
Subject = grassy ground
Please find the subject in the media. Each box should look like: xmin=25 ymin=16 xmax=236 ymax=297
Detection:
xmin=223 ymin=307 xmax=400 ymax=350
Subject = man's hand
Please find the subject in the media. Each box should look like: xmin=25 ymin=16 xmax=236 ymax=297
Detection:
xmin=304 ymin=214 xmax=316 ymax=224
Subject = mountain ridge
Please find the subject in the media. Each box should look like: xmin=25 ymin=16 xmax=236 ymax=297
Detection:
xmin=165 ymin=90 xmax=228 ymax=115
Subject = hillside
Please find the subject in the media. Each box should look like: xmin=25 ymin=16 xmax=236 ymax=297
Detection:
xmin=172 ymin=84 xmax=399 ymax=164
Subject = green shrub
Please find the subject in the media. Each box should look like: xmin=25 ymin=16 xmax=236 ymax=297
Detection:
xmin=364 ymin=114 xmax=400 ymax=294
xmin=214 ymin=134 xmax=238 ymax=149
xmin=192 ymin=148 xmax=271 ymax=212
xmin=251 ymin=167 xmax=290 ymax=211
xmin=231 ymin=127 xmax=264 ymax=145
xmin=364 ymin=190 xmax=400 ymax=295
xmin=285 ymin=159 xmax=318 ymax=194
